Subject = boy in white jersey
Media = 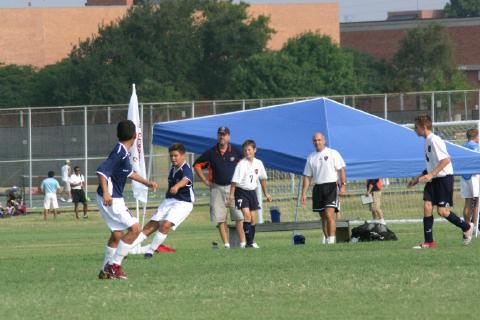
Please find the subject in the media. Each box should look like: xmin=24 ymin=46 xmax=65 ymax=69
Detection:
xmin=227 ymin=140 xmax=272 ymax=248
xmin=460 ymin=128 xmax=480 ymax=233
xmin=301 ymin=132 xmax=346 ymax=244
xmin=408 ymin=115 xmax=473 ymax=248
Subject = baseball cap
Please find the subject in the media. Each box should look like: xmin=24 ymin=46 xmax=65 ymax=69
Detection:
xmin=217 ymin=126 xmax=230 ymax=135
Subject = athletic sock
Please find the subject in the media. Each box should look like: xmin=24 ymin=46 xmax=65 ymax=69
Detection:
xmin=103 ymin=246 xmax=116 ymax=268
xmin=111 ymin=240 xmax=132 ymax=266
xmin=251 ymin=224 xmax=256 ymax=243
xmin=146 ymin=231 xmax=167 ymax=254
xmin=243 ymin=222 xmax=252 ymax=246
xmin=129 ymin=232 xmax=148 ymax=254
xmin=327 ymin=236 xmax=336 ymax=244
xmin=423 ymin=216 xmax=434 ymax=243
xmin=446 ymin=211 xmax=470 ymax=231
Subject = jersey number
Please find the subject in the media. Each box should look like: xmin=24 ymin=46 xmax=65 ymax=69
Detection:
xmin=236 ymin=199 xmax=243 ymax=207
xmin=250 ymin=175 xmax=254 ymax=183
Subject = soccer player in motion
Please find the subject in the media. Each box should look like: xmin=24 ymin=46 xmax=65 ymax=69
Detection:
xmin=408 ymin=115 xmax=473 ymax=249
xmin=130 ymin=143 xmax=195 ymax=259
xmin=226 ymin=140 xmax=272 ymax=248
xmin=97 ymin=120 xmax=157 ymax=279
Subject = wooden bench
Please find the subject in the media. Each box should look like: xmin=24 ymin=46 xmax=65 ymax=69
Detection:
xmin=228 ymin=219 xmax=350 ymax=247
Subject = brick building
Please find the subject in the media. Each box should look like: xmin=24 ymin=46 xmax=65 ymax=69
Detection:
xmin=0 ymin=1 xmax=339 ymax=68
xmin=341 ymin=12 xmax=480 ymax=86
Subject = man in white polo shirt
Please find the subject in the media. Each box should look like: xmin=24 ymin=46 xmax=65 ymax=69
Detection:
xmin=301 ymin=132 xmax=346 ymax=244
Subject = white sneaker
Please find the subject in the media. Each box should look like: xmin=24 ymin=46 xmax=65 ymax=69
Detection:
xmin=240 ymin=242 xmax=246 ymax=249
xmin=463 ymin=223 xmax=474 ymax=245
xmin=224 ymin=243 xmax=231 ymax=249
xmin=67 ymin=199 xmax=73 ymax=203
xmin=60 ymin=197 xmax=66 ymax=202
xmin=251 ymin=243 xmax=260 ymax=249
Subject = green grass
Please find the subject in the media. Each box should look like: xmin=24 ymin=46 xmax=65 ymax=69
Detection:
xmin=1 ymin=208 xmax=480 ymax=320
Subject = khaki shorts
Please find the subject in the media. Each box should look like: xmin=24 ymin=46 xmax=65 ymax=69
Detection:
xmin=210 ymin=184 xmax=243 ymax=223
xmin=369 ymin=191 xmax=382 ymax=212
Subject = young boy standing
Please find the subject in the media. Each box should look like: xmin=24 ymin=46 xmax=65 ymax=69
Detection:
xmin=131 ymin=143 xmax=195 ymax=259
xmin=227 ymin=140 xmax=272 ymax=248
xmin=408 ymin=115 xmax=473 ymax=248
xmin=40 ymin=171 xmax=61 ymax=220
xmin=97 ymin=120 xmax=157 ymax=280
xmin=460 ymin=128 xmax=480 ymax=238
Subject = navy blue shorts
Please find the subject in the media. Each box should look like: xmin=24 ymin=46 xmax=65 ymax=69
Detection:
xmin=423 ymin=175 xmax=454 ymax=207
xmin=234 ymin=188 xmax=260 ymax=211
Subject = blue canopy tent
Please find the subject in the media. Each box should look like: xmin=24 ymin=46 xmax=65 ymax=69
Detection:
xmin=153 ymin=97 xmax=480 ymax=179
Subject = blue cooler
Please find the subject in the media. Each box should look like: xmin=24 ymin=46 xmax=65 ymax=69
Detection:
xmin=270 ymin=207 xmax=281 ymax=223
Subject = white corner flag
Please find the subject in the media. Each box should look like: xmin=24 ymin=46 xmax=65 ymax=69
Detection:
xmin=128 ymin=84 xmax=148 ymax=203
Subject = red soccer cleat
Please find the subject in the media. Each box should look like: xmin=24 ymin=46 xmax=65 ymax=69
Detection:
xmin=155 ymin=244 xmax=177 ymax=253
xmin=105 ymin=263 xmax=128 ymax=280
xmin=412 ymin=241 xmax=436 ymax=249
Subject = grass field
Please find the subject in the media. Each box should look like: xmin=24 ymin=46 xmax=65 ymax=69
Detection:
xmin=1 ymin=207 xmax=480 ymax=320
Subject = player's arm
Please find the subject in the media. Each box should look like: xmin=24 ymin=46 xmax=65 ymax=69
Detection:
xmin=301 ymin=176 xmax=311 ymax=206
xmin=366 ymin=181 xmax=374 ymax=196
xmin=193 ymin=152 xmax=211 ymax=187
xmin=169 ymin=177 xmax=189 ymax=195
xmin=129 ymin=171 xmax=158 ymax=191
xmin=337 ymin=167 xmax=346 ymax=196
xmin=419 ymin=158 xmax=451 ymax=183
xmin=226 ymin=182 xmax=236 ymax=207
xmin=408 ymin=170 xmax=427 ymax=187
xmin=260 ymin=179 xmax=272 ymax=202
xmin=97 ymin=174 xmax=112 ymax=206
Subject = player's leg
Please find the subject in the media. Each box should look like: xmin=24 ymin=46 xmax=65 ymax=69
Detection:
xmin=129 ymin=220 xmax=159 ymax=254
xmin=83 ymin=202 xmax=88 ymax=218
xmin=211 ymin=184 xmax=229 ymax=246
xmin=241 ymin=208 xmax=253 ymax=246
xmin=463 ymin=198 xmax=473 ymax=224
xmin=324 ymin=207 xmax=336 ymax=244
xmin=74 ymin=202 xmax=79 ymax=219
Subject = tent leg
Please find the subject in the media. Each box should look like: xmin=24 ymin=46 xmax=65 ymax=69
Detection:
xmin=292 ymin=176 xmax=303 ymax=244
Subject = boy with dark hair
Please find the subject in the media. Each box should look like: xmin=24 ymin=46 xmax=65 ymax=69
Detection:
xmin=97 ymin=120 xmax=157 ymax=279
xmin=40 ymin=171 xmax=61 ymax=220
xmin=460 ymin=128 xmax=480 ymax=238
xmin=408 ymin=115 xmax=473 ymax=248
xmin=227 ymin=139 xmax=272 ymax=248
xmin=129 ymin=143 xmax=195 ymax=259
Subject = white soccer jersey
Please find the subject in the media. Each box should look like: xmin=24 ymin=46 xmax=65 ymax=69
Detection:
xmin=61 ymin=164 xmax=70 ymax=181
xmin=425 ymin=133 xmax=453 ymax=177
xmin=69 ymin=174 xmax=84 ymax=190
xmin=303 ymin=147 xmax=346 ymax=184
xmin=231 ymin=158 xmax=267 ymax=191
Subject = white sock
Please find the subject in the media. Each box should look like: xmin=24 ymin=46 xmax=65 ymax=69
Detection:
xmin=146 ymin=232 xmax=167 ymax=254
xmin=111 ymin=240 xmax=133 ymax=265
xmin=379 ymin=219 xmax=386 ymax=225
xmin=103 ymin=246 xmax=116 ymax=268
xmin=129 ymin=232 xmax=148 ymax=254
xmin=224 ymin=243 xmax=230 ymax=249
xmin=327 ymin=236 xmax=336 ymax=244
xmin=239 ymin=242 xmax=246 ymax=248
xmin=321 ymin=236 xmax=327 ymax=244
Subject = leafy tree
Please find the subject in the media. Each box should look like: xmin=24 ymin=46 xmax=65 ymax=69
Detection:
xmin=392 ymin=23 xmax=468 ymax=92
xmin=345 ymin=49 xmax=392 ymax=94
xmin=0 ymin=64 xmax=36 ymax=107
xmin=444 ymin=0 xmax=480 ymax=18
xmin=225 ymin=33 xmax=357 ymax=99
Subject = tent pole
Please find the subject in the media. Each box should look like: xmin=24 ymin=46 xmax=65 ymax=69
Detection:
xmin=292 ymin=175 xmax=304 ymax=244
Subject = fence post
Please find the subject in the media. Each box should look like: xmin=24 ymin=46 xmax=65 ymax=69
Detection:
xmin=384 ymin=93 xmax=388 ymax=120
xmin=20 ymin=110 xmax=24 ymax=127
xmin=431 ymin=92 xmax=435 ymax=125
xmin=464 ymin=91 xmax=468 ymax=120
xmin=28 ymin=107 xmax=32 ymax=209
xmin=448 ymin=92 xmax=452 ymax=121
xmin=212 ymin=101 xmax=216 ymax=115
xmin=242 ymin=99 xmax=246 ymax=111
xmin=191 ymin=101 xmax=195 ymax=118
xmin=84 ymin=106 xmax=88 ymax=196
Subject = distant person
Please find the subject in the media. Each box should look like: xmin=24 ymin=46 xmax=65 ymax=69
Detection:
xmin=408 ymin=115 xmax=473 ymax=248
xmin=226 ymin=139 xmax=272 ymax=248
xmin=70 ymin=166 xmax=88 ymax=219
xmin=40 ymin=171 xmax=61 ymax=220
xmin=366 ymin=178 xmax=385 ymax=225
xmin=96 ymin=120 xmax=157 ymax=280
xmin=460 ymin=128 xmax=480 ymax=232
xmin=61 ymin=160 xmax=72 ymax=202
xmin=301 ymin=132 xmax=346 ymax=245
xmin=130 ymin=143 xmax=195 ymax=259
xmin=193 ymin=127 xmax=244 ymax=249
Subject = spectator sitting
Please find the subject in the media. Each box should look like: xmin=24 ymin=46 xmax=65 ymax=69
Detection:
xmin=0 ymin=202 xmax=4 ymax=218
xmin=15 ymin=195 xmax=27 ymax=215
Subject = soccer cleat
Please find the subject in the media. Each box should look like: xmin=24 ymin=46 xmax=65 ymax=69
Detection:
xmin=60 ymin=197 xmax=66 ymax=202
xmin=463 ymin=223 xmax=474 ymax=246
xmin=413 ymin=241 xmax=436 ymax=249
xmin=251 ymin=242 xmax=260 ymax=249
xmin=144 ymin=253 xmax=153 ymax=259
xmin=98 ymin=269 xmax=110 ymax=280
xmin=83 ymin=215 xmax=88 ymax=219
xmin=155 ymin=244 xmax=176 ymax=253
xmin=105 ymin=263 xmax=128 ymax=280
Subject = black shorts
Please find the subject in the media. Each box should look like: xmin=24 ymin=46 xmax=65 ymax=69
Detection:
xmin=72 ymin=189 xmax=87 ymax=204
xmin=234 ymin=188 xmax=260 ymax=211
xmin=312 ymin=182 xmax=338 ymax=213
xmin=423 ymin=175 xmax=453 ymax=207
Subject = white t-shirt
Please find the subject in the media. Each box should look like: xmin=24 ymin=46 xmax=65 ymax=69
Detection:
xmin=231 ymin=158 xmax=268 ymax=191
xmin=303 ymin=147 xmax=346 ymax=184
xmin=425 ymin=133 xmax=453 ymax=177
xmin=69 ymin=174 xmax=84 ymax=190
xmin=61 ymin=164 xmax=71 ymax=182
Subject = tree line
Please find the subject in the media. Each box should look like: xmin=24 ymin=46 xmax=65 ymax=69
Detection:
xmin=0 ymin=0 xmax=471 ymax=108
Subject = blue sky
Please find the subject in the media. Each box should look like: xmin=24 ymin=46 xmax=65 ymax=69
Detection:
xmin=0 ymin=0 xmax=450 ymax=22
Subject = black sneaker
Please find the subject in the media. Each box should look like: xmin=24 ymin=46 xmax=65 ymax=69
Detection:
xmin=144 ymin=253 xmax=153 ymax=259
